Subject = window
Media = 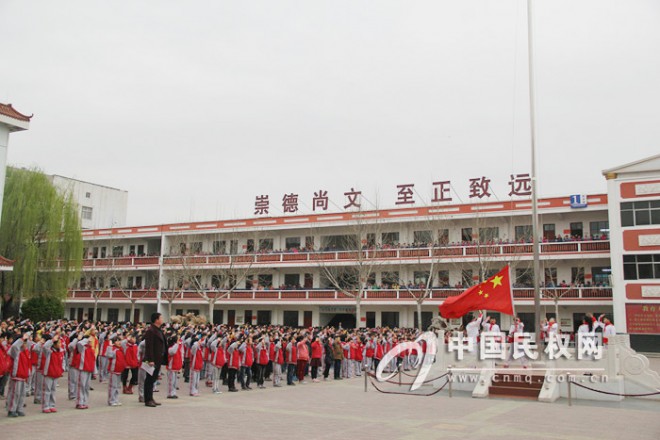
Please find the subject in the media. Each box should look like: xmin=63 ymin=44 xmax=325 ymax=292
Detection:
xmin=589 ymin=221 xmax=609 ymax=239
xmin=229 ymin=240 xmax=238 ymax=254
xmin=258 ymin=238 xmax=273 ymax=251
xmin=257 ymin=274 xmax=273 ymax=288
xmin=124 ymin=309 xmax=131 ymax=322
xmin=283 ymin=311 xmax=299 ymax=327
xmin=246 ymin=239 xmax=255 ymax=253
xmin=461 ymin=269 xmax=473 ymax=287
xmin=92 ymin=247 xmax=99 ymax=258
xmin=366 ymin=233 xmax=376 ymax=247
xmin=321 ymin=235 xmax=358 ymax=250
xmin=437 ymin=270 xmax=449 ymax=287
xmin=544 ymin=268 xmax=557 ymax=286
xmin=621 ymin=201 xmax=660 ymax=227
xmin=285 ymin=237 xmax=301 ymax=250
xmin=381 ymin=312 xmax=399 ymax=328
xmin=515 ymin=225 xmax=532 ymax=242
xmin=284 ymin=274 xmax=300 ymax=287
xmin=571 ymin=267 xmax=585 ymax=285
xmin=81 ymin=206 xmax=93 ymax=220
xmin=85 ymin=192 xmax=91 ymax=199
xmin=107 ymin=308 xmax=119 ymax=322
xmin=211 ymin=275 xmax=223 ymax=289
xmin=515 ymin=269 xmax=533 ymax=287
xmin=381 ymin=232 xmax=400 ymax=246
xmin=437 ymin=229 xmax=449 ymax=245
xmin=461 ymin=228 xmax=473 ymax=242
xmin=413 ymin=230 xmax=432 ymax=245
xmin=305 ymin=236 xmax=315 ymax=249
xmin=381 ymin=271 xmax=399 ymax=288
xmin=570 ymin=222 xmax=583 ymax=238
xmin=543 ymin=224 xmax=556 ymax=241
xmin=478 ymin=227 xmax=499 ymax=242
xmin=112 ymin=246 xmax=123 ymax=257
xmin=100 ymin=246 xmax=107 ymax=258
xmin=189 ymin=242 xmax=202 ymax=254
xmin=591 ymin=267 xmax=611 ymax=285
xmin=413 ymin=271 xmax=430 ymax=287
xmin=624 ymin=255 xmax=660 ymax=280
xmin=304 ymin=273 xmax=313 ymax=288
xmin=213 ymin=240 xmax=226 ymax=254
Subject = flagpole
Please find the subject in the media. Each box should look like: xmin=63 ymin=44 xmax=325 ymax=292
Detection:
xmin=508 ymin=265 xmax=516 ymax=317
xmin=527 ymin=0 xmax=543 ymax=349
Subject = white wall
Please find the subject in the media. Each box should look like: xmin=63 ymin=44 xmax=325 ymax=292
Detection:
xmin=50 ymin=175 xmax=128 ymax=229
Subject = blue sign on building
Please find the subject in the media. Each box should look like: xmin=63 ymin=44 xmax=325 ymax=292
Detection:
xmin=570 ymin=194 xmax=588 ymax=208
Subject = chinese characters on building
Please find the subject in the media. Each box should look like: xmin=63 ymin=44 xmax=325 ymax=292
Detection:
xmin=254 ymin=174 xmax=532 ymax=215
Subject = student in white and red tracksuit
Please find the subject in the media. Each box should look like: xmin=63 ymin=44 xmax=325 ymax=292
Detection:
xmin=226 ymin=338 xmax=240 ymax=392
xmin=121 ymin=334 xmax=139 ymax=394
xmin=166 ymin=335 xmax=183 ymax=398
xmin=254 ymin=337 xmax=269 ymax=389
xmin=285 ymin=337 xmax=297 ymax=386
xmin=97 ymin=330 xmax=110 ymax=384
xmin=105 ymin=334 xmax=126 ymax=406
xmin=31 ymin=336 xmax=45 ymax=404
xmin=209 ymin=336 xmax=225 ymax=394
xmin=67 ymin=333 xmax=80 ymax=401
xmin=75 ymin=335 xmax=96 ymax=409
xmin=238 ymin=338 xmax=254 ymax=390
xmin=272 ymin=339 xmax=283 ymax=387
xmin=6 ymin=332 xmax=33 ymax=417
xmin=189 ymin=337 xmax=205 ymax=396
xmin=41 ymin=335 xmax=64 ymax=413
xmin=137 ymin=339 xmax=146 ymax=402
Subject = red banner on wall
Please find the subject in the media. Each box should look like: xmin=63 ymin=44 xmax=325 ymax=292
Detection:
xmin=626 ymin=304 xmax=660 ymax=334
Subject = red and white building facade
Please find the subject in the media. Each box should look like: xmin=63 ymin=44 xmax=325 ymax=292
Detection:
xmin=604 ymin=154 xmax=660 ymax=351
xmin=67 ymin=192 xmax=616 ymax=341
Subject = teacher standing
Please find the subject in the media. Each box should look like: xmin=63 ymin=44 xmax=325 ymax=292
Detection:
xmin=143 ymin=312 xmax=166 ymax=407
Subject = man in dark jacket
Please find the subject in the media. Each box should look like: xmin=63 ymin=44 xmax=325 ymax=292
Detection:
xmin=143 ymin=312 xmax=165 ymax=407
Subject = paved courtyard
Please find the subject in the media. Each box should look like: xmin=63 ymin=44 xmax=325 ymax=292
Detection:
xmin=2 ymin=359 xmax=659 ymax=440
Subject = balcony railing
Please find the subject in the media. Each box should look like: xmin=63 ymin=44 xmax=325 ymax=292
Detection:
xmin=67 ymin=287 xmax=612 ymax=301
xmin=66 ymin=240 xmax=610 ymax=269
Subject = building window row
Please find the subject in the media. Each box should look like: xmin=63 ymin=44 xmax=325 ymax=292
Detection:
xmin=621 ymin=200 xmax=660 ymax=227
xmin=623 ymin=254 xmax=660 ymax=280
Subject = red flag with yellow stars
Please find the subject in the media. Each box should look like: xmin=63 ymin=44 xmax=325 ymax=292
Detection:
xmin=439 ymin=265 xmax=514 ymax=319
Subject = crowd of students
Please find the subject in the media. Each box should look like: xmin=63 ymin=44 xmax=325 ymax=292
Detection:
xmin=0 ymin=318 xmax=425 ymax=417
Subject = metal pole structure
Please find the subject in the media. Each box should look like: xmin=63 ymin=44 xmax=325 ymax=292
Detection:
xmin=567 ymin=372 xmax=572 ymax=406
xmin=527 ymin=0 xmax=543 ymax=350
xmin=364 ymin=360 xmax=368 ymax=392
xmin=448 ymin=366 xmax=453 ymax=398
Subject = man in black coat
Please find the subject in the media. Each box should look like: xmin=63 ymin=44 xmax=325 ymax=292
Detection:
xmin=143 ymin=312 xmax=166 ymax=407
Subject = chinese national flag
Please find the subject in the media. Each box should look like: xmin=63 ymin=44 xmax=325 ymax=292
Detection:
xmin=439 ymin=265 xmax=514 ymax=319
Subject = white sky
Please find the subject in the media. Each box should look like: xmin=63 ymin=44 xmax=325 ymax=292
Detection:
xmin=1 ymin=0 xmax=659 ymax=226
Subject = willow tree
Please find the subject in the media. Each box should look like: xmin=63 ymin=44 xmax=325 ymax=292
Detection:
xmin=0 ymin=167 xmax=83 ymax=318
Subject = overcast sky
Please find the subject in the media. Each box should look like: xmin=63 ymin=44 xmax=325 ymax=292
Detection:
xmin=1 ymin=0 xmax=659 ymax=226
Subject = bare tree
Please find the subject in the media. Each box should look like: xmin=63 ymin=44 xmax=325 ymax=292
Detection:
xmin=163 ymin=232 xmax=257 ymax=324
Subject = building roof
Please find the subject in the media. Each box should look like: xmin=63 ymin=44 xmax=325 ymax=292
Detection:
xmin=0 ymin=103 xmax=33 ymax=122
xmin=0 ymin=255 xmax=14 ymax=267
xmin=602 ymin=153 xmax=660 ymax=177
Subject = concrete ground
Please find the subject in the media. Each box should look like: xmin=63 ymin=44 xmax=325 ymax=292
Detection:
xmin=1 ymin=360 xmax=659 ymax=440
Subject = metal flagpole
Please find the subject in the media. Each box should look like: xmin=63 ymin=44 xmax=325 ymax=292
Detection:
xmin=527 ymin=0 xmax=543 ymax=349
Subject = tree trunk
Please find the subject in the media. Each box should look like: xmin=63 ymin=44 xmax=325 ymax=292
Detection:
xmin=168 ymin=301 xmax=173 ymax=320
xmin=208 ymin=300 xmax=215 ymax=325
xmin=355 ymin=297 xmax=361 ymax=329
xmin=416 ymin=301 xmax=423 ymax=331
xmin=554 ymin=299 xmax=559 ymax=325
xmin=130 ymin=301 xmax=136 ymax=324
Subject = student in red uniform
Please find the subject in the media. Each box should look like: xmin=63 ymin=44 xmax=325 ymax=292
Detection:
xmin=254 ymin=336 xmax=269 ymax=389
xmin=310 ymin=335 xmax=322 ymax=383
xmin=75 ymin=333 xmax=96 ymax=409
xmin=285 ymin=336 xmax=297 ymax=386
xmin=296 ymin=335 xmax=309 ymax=384
xmin=209 ymin=333 xmax=225 ymax=394
xmin=105 ymin=334 xmax=126 ymax=406
xmin=121 ymin=333 xmax=139 ymax=394
xmin=41 ymin=334 xmax=64 ymax=413
xmin=226 ymin=336 xmax=241 ymax=392
xmin=239 ymin=337 xmax=254 ymax=390
xmin=189 ymin=335 xmax=205 ymax=396
xmin=166 ymin=334 xmax=184 ymax=398
xmin=6 ymin=331 xmax=33 ymax=417
xmin=272 ymin=338 xmax=284 ymax=387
